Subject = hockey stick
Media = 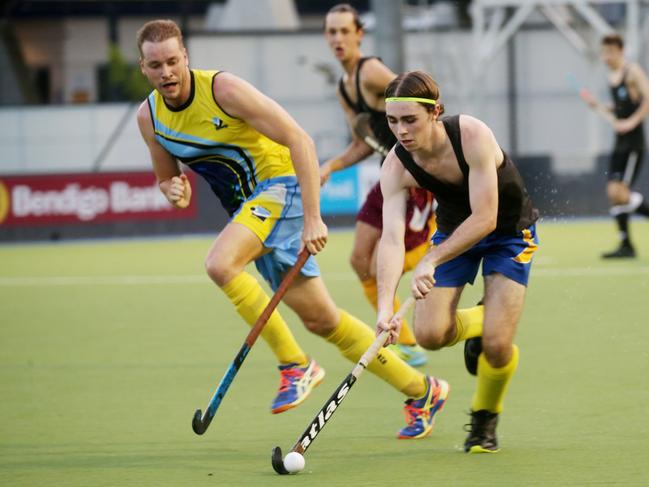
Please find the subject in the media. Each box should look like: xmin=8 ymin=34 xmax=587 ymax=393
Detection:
xmin=567 ymin=73 xmax=617 ymax=127
xmin=192 ymin=249 xmax=310 ymax=435
xmin=352 ymin=112 xmax=390 ymax=157
xmin=271 ymin=296 xmax=415 ymax=474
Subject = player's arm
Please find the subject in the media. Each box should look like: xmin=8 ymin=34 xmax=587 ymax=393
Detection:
xmin=617 ymin=63 xmax=649 ymax=133
xmin=375 ymin=150 xmax=408 ymax=344
xmin=136 ymin=101 xmax=191 ymax=208
xmin=361 ymin=58 xmax=397 ymax=101
xmin=214 ymin=72 xmax=326 ymax=254
xmin=320 ymin=87 xmax=375 ymax=185
xmin=413 ymin=116 xmax=498 ymax=297
xmin=579 ymin=88 xmax=617 ymax=126
xmin=321 ymin=61 xmax=397 ymax=184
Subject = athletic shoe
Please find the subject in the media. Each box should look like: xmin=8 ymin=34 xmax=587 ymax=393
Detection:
xmin=464 ymin=410 xmax=500 ymax=453
xmin=397 ymin=376 xmax=449 ymax=439
xmin=464 ymin=337 xmax=482 ymax=376
xmin=388 ymin=343 xmax=428 ymax=367
xmin=602 ymin=242 xmax=636 ymax=259
xmin=271 ymin=358 xmax=325 ymax=414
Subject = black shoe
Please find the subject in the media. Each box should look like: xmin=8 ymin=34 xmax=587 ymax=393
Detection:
xmin=464 ymin=410 xmax=500 ymax=453
xmin=463 ymin=299 xmax=484 ymax=376
xmin=602 ymin=243 xmax=636 ymax=259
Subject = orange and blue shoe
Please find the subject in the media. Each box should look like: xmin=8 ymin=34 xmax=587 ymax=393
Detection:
xmin=397 ymin=376 xmax=450 ymax=439
xmin=271 ymin=358 xmax=325 ymax=414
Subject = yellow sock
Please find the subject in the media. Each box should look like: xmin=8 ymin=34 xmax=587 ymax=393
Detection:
xmin=361 ymin=279 xmax=416 ymax=346
xmin=324 ymin=309 xmax=426 ymax=397
xmin=447 ymin=305 xmax=484 ymax=347
xmin=221 ymin=272 xmax=307 ymax=366
xmin=360 ymin=278 xmax=379 ymax=307
xmin=471 ymin=345 xmax=519 ymax=413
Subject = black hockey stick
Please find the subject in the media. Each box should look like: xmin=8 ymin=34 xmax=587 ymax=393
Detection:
xmin=271 ymin=296 xmax=415 ymax=474
xmin=352 ymin=112 xmax=390 ymax=157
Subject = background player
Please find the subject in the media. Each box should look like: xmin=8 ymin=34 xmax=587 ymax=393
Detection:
xmin=580 ymin=33 xmax=649 ymax=258
xmin=322 ymin=4 xmax=467 ymax=367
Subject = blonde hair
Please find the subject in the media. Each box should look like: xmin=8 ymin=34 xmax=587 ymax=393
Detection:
xmin=137 ymin=19 xmax=184 ymax=56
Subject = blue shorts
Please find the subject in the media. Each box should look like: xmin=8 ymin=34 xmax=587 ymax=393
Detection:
xmin=431 ymin=224 xmax=539 ymax=287
xmin=232 ymin=176 xmax=320 ymax=290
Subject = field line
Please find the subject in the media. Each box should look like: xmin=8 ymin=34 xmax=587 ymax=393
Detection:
xmin=1 ymin=265 xmax=648 ymax=287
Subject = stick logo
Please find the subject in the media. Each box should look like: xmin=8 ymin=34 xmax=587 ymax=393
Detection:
xmin=299 ymin=380 xmax=351 ymax=450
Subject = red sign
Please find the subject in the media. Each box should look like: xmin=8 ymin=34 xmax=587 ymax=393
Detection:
xmin=0 ymin=171 xmax=196 ymax=227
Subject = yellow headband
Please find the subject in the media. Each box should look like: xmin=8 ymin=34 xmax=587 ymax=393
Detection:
xmin=385 ymin=96 xmax=437 ymax=105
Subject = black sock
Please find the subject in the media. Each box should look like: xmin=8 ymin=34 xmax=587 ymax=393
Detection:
xmin=614 ymin=213 xmax=630 ymax=245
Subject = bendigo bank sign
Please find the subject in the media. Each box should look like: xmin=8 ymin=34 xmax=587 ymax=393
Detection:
xmin=0 ymin=172 xmax=196 ymax=226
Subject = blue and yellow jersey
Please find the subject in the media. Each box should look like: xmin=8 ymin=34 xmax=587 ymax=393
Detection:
xmin=147 ymin=69 xmax=295 ymax=215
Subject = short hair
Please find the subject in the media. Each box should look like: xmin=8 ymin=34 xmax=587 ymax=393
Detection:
xmin=602 ymin=33 xmax=624 ymax=49
xmin=385 ymin=70 xmax=446 ymax=116
xmin=325 ymin=3 xmax=364 ymax=31
xmin=137 ymin=19 xmax=184 ymax=56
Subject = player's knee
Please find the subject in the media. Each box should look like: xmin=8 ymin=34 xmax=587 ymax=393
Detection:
xmin=204 ymin=257 xmax=235 ymax=286
xmin=414 ymin=326 xmax=447 ymax=351
xmin=292 ymin=300 xmax=338 ymax=336
xmin=303 ymin=319 xmax=328 ymax=336
xmin=481 ymin=337 xmax=513 ymax=368
xmin=301 ymin=311 xmax=338 ymax=336
xmin=349 ymin=251 xmax=372 ymax=279
xmin=607 ymin=183 xmax=628 ymax=205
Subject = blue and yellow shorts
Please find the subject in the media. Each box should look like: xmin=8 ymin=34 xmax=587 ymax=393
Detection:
xmin=430 ymin=224 xmax=539 ymax=287
xmin=232 ymin=176 xmax=320 ymax=290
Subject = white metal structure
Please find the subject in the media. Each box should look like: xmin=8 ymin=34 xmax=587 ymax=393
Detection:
xmin=471 ymin=0 xmax=648 ymax=77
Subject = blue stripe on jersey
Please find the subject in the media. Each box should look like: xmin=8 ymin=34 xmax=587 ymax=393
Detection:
xmin=152 ymin=112 xmax=224 ymax=147
xmin=148 ymin=92 xmax=257 ymax=185
xmin=154 ymin=134 xmax=249 ymax=165
xmin=155 ymin=135 xmax=256 ymax=196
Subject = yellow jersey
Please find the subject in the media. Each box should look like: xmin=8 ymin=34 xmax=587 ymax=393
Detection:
xmin=147 ymin=69 xmax=295 ymax=215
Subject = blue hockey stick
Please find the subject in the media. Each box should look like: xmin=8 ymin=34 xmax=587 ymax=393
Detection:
xmin=192 ymin=249 xmax=310 ymax=435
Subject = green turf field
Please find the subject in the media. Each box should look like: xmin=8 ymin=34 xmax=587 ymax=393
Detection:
xmin=1 ymin=220 xmax=648 ymax=486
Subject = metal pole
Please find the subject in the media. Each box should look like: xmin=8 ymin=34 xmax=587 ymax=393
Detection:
xmin=506 ymin=8 xmax=518 ymax=156
xmin=369 ymin=0 xmax=404 ymax=73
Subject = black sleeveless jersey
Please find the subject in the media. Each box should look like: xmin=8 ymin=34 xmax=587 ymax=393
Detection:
xmin=611 ymin=67 xmax=645 ymax=151
xmin=394 ymin=115 xmax=538 ymax=235
xmin=338 ymin=56 xmax=396 ymax=151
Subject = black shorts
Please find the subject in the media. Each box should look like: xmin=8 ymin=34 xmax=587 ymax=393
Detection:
xmin=608 ymin=149 xmax=644 ymax=185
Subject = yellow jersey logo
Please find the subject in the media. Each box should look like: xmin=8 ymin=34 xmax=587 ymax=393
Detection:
xmin=212 ymin=116 xmax=228 ymax=130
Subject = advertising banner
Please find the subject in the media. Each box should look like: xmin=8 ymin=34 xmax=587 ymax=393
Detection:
xmin=320 ymin=165 xmax=361 ymax=215
xmin=319 ymin=162 xmax=381 ymax=216
xmin=0 ymin=172 xmax=195 ymax=227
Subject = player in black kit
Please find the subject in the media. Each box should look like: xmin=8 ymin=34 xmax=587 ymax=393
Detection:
xmin=376 ymin=70 xmax=539 ymax=452
xmin=580 ymin=33 xmax=649 ymax=258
